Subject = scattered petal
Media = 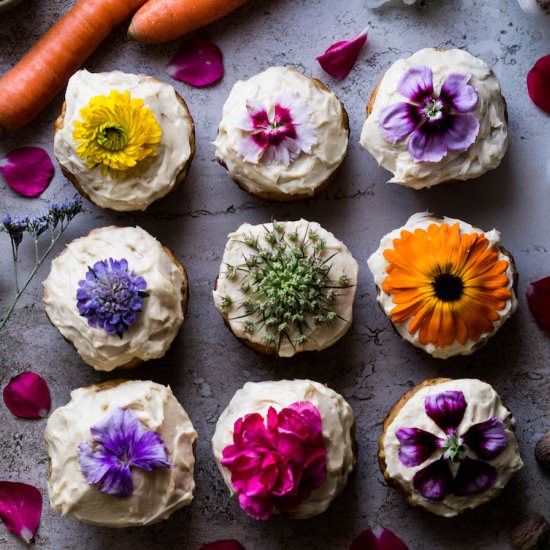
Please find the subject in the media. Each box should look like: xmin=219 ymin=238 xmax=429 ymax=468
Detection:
xmin=462 ymin=418 xmax=508 ymax=461
xmin=3 ymin=372 xmax=51 ymax=419
xmin=0 ymin=481 xmax=42 ymax=543
xmin=527 ymin=55 xmax=550 ymax=113
xmin=413 ymin=459 xmax=453 ymax=501
xmin=0 ymin=147 xmax=54 ymax=198
xmin=167 ymin=35 xmax=224 ymax=87
xmin=396 ymin=427 xmax=441 ymax=467
xmin=425 ymin=391 xmax=466 ymax=434
xmin=316 ymin=26 xmax=368 ymax=79
xmin=350 ymin=526 xmax=408 ymax=550
xmin=453 ymin=457 xmax=497 ymax=496
xmin=527 ymin=275 xmax=550 ymax=330
xmin=199 ymin=542 xmax=246 ymax=550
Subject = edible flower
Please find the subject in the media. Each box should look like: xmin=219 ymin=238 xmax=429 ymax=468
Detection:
xmin=73 ymin=90 xmax=162 ymax=175
xmin=0 ymin=481 xmax=42 ymax=543
xmin=199 ymin=542 xmax=246 ymax=550
xmin=379 ymin=66 xmax=479 ymax=162
xmin=382 ymin=222 xmax=511 ymax=348
xmin=527 ymin=55 xmax=550 ymax=114
xmin=221 ymin=402 xmax=327 ymax=520
xmin=236 ymin=92 xmax=316 ymax=165
xmin=350 ymin=526 xmax=408 ymax=550
xmin=79 ymin=407 xmax=170 ymax=499
xmin=527 ymin=276 xmax=550 ymax=331
xmin=167 ymin=35 xmax=224 ymax=87
xmin=396 ymin=390 xmax=508 ymax=501
xmin=0 ymin=147 xmax=54 ymax=198
xmin=3 ymin=372 xmax=51 ymax=419
xmin=316 ymin=27 xmax=368 ymax=79
xmin=76 ymin=258 xmax=148 ymax=337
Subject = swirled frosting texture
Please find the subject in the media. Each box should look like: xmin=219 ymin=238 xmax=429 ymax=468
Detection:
xmin=212 ymin=379 xmax=355 ymax=519
xmin=43 ymin=226 xmax=185 ymax=371
xmin=214 ymin=67 xmax=348 ymax=198
xmin=381 ymin=378 xmax=522 ymax=517
xmin=54 ymin=70 xmax=193 ymax=211
xmin=360 ymin=49 xmax=508 ymax=189
xmin=45 ymin=380 xmax=197 ymax=527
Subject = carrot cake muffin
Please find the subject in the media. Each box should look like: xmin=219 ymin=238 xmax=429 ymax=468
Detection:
xmin=43 ymin=225 xmax=188 ymax=371
xmin=360 ymin=48 xmax=508 ymax=189
xmin=214 ymin=66 xmax=349 ymax=201
xmin=213 ymin=219 xmax=359 ymax=357
xmin=367 ymin=212 xmax=517 ymax=358
xmin=45 ymin=379 xmax=197 ymax=527
xmin=54 ymin=70 xmax=195 ymax=211
xmin=379 ymin=378 xmax=523 ymax=517
xmin=212 ymin=379 xmax=356 ymax=520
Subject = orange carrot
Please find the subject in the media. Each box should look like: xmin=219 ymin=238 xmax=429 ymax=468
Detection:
xmin=129 ymin=0 xmax=251 ymax=44
xmin=0 ymin=0 xmax=148 ymax=134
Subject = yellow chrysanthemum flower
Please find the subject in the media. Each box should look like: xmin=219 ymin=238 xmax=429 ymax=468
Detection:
xmin=73 ymin=90 xmax=162 ymax=175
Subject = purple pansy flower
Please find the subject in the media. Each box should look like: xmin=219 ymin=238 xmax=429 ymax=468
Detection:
xmin=379 ymin=66 xmax=480 ymax=163
xmin=76 ymin=258 xmax=148 ymax=337
xmin=78 ymin=407 xmax=171 ymax=499
xmin=395 ymin=390 xmax=508 ymax=501
xmin=236 ymin=92 xmax=316 ymax=166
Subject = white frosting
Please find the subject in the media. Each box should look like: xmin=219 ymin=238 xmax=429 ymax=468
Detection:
xmin=381 ymin=378 xmax=523 ymax=517
xmin=212 ymin=379 xmax=355 ymax=519
xmin=360 ymin=49 xmax=508 ymax=189
xmin=43 ymin=226 xmax=185 ymax=371
xmin=214 ymin=67 xmax=348 ymax=198
xmin=54 ymin=70 xmax=194 ymax=211
xmin=213 ymin=219 xmax=359 ymax=357
xmin=45 ymin=380 xmax=197 ymax=527
xmin=367 ymin=212 xmax=517 ymax=358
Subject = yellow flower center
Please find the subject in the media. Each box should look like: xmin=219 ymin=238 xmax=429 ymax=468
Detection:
xmin=96 ymin=123 xmax=128 ymax=152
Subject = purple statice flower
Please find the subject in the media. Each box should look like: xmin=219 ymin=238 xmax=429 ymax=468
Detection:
xmin=78 ymin=407 xmax=171 ymax=499
xmin=396 ymin=390 xmax=508 ymax=501
xmin=378 ymin=66 xmax=480 ymax=163
xmin=1 ymin=214 xmax=27 ymax=246
xmin=236 ymin=91 xmax=316 ymax=166
xmin=76 ymin=258 xmax=148 ymax=337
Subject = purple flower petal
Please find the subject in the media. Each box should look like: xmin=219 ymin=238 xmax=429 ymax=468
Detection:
xmin=3 ymin=372 xmax=51 ymax=419
xmin=0 ymin=481 xmax=42 ymax=543
xmin=442 ymin=113 xmax=479 ymax=153
xmin=396 ymin=66 xmax=434 ymax=104
xmin=378 ymin=102 xmax=420 ymax=143
xmin=316 ymin=26 xmax=368 ymax=79
xmin=199 ymin=541 xmax=246 ymax=550
xmin=440 ymin=73 xmax=479 ymax=112
xmin=453 ymin=457 xmax=497 ymax=496
xmin=166 ymin=35 xmax=223 ymax=87
xmin=413 ymin=459 xmax=453 ymax=501
xmin=0 ymin=147 xmax=54 ymax=198
xmin=424 ymin=391 xmax=467 ymax=434
xmin=396 ymin=427 xmax=442 ymax=467
xmin=462 ymin=418 xmax=508 ymax=461
xmin=408 ymin=125 xmax=448 ymax=162
xmin=350 ymin=526 xmax=409 ymax=550
xmin=130 ymin=431 xmax=171 ymax=470
xmin=527 ymin=276 xmax=550 ymax=331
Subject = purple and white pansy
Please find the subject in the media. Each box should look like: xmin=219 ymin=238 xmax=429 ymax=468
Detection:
xmin=236 ymin=92 xmax=316 ymax=166
xmin=378 ymin=66 xmax=480 ymax=163
xmin=396 ymin=390 xmax=508 ymax=501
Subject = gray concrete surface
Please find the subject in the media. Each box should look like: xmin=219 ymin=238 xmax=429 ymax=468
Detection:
xmin=0 ymin=0 xmax=549 ymax=548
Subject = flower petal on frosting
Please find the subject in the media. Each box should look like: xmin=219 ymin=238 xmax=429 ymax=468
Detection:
xmin=129 ymin=430 xmax=171 ymax=470
xmin=3 ymin=372 xmax=51 ymax=419
xmin=0 ymin=147 xmax=54 ymax=198
xmin=396 ymin=66 xmax=434 ymax=104
xmin=527 ymin=55 xmax=550 ymax=114
xmin=412 ymin=459 xmax=453 ymax=501
xmin=462 ymin=418 xmax=508 ymax=461
xmin=453 ymin=457 xmax=497 ymax=496
xmin=0 ymin=481 xmax=42 ymax=543
xmin=316 ymin=26 xmax=368 ymax=79
xmin=379 ymin=102 xmax=420 ymax=143
xmin=350 ymin=526 xmax=409 ymax=550
xmin=200 ymin=542 xmax=246 ymax=550
xmin=527 ymin=276 xmax=550 ymax=330
xmin=440 ymin=73 xmax=479 ymax=112
xmin=408 ymin=125 xmax=448 ymax=162
xmin=442 ymin=114 xmax=479 ymax=153
xmin=424 ymin=391 xmax=467 ymax=434
xmin=396 ymin=428 xmax=442 ymax=467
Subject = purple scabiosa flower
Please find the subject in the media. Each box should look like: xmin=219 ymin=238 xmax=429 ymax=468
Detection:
xmin=236 ymin=92 xmax=316 ymax=166
xmin=378 ymin=66 xmax=480 ymax=162
xmin=78 ymin=407 xmax=171 ymax=499
xmin=395 ymin=390 xmax=508 ymax=501
xmin=76 ymin=258 xmax=148 ymax=337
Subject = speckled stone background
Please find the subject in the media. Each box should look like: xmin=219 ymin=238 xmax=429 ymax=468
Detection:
xmin=0 ymin=0 xmax=549 ymax=548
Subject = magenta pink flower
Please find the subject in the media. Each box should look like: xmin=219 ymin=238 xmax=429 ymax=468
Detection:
xmin=527 ymin=275 xmax=550 ymax=331
xmin=221 ymin=402 xmax=327 ymax=520
xmin=0 ymin=481 xmax=42 ymax=543
xmin=379 ymin=66 xmax=480 ymax=162
xmin=527 ymin=55 xmax=550 ymax=114
xmin=316 ymin=27 xmax=368 ymax=79
xmin=236 ymin=92 xmax=316 ymax=166
xmin=3 ymin=372 xmax=51 ymax=419
xmin=0 ymin=147 xmax=54 ymax=198
xmin=350 ymin=526 xmax=408 ymax=550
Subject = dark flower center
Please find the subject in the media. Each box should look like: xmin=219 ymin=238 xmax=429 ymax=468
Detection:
xmin=443 ymin=434 xmax=466 ymax=463
xmin=433 ymin=273 xmax=464 ymax=302
xmin=97 ymin=123 xmax=128 ymax=152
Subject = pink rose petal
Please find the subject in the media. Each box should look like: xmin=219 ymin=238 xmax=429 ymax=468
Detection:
xmin=0 ymin=482 xmax=42 ymax=544
xmin=350 ymin=526 xmax=408 ymax=550
xmin=199 ymin=542 xmax=246 ymax=550
xmin=3 ymin=372 xmax=51 ymax=419
xmin=166 ymin=35 xmax=224 ymax=87
xmin=316 ymin=26 xmax=368 ymax=79
xmin=527 ymin=55 xmax=550 ymax=114
xmin=527 ymin=275 xmax=550 ymax=330
xmin=0 ymin=147 xmax=54 ymax=198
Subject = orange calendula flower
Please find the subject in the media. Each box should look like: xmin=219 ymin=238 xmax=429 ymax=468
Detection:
xmin=382 ymin=223 xmax=512 ymax=348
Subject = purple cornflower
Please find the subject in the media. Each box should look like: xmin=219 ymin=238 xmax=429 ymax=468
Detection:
xmin=76 ymin=258 xmax=148 ymax=337
xmin=379 ymin=66 xmax=480 ymax=162
xmin=396 ymin=390 xmax=508 ymax=501
xmin=79 ymin=407 xmax=171 ymax=499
